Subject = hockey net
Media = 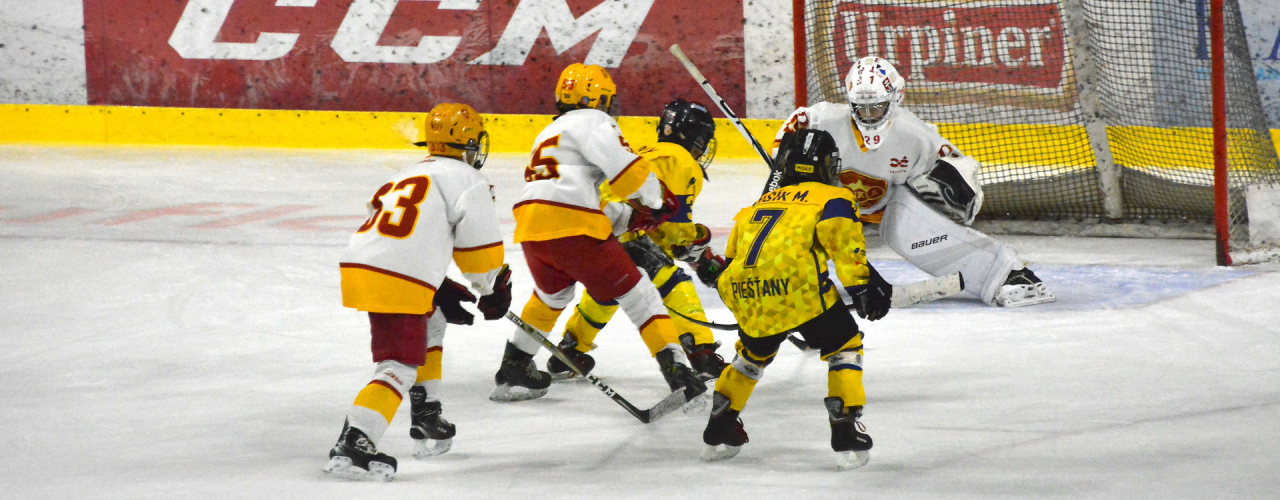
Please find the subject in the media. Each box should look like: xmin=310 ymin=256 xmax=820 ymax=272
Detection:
xmin=798 ymin=0 xmax=1280 ymax=264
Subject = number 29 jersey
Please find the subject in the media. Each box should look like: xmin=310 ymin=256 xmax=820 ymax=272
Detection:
xmin=340 ymin=156 xmax=505 ymax=315
xmin=716 ymin=182 xmax=873 ymax=338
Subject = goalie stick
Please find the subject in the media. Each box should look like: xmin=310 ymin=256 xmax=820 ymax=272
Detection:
xmin=668 ymin=272 xmax=965 ymax=331
xmin=504 ymin=311 xmax=689 ymax=424
xmin=669 ymin=44 xmax=785 ymax=195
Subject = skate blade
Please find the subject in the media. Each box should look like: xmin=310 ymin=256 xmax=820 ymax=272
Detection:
xmin=550 ymin=371 xmax=587 ymax=382
xmin=322 ymin=456 xmax=395 ymax=482
xmin=682 ymin=392 xmax=711 ymax=415
xmin=413 ymin=437 xmax=452 ymax=458
xmin=700 ymin=444 xmax=742 ymax=462
xmin=835 ymin=450 xmax=870 ymax=471
xmin=488 ymin=384 xmax=549 ymax=402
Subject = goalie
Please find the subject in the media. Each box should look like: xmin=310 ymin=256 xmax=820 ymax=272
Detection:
xmin=702 ymin=129 xmax=888 ymax=470
xmin=774 ymin=56 xmax=1055 ymax=307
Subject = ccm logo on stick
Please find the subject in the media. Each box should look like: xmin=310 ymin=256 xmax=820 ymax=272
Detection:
xmin=911 ymin=234 xmax=948 ymax=249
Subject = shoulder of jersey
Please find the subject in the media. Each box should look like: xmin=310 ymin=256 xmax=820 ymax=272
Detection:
xmin=889 ymin=107 xmax=939 ymax=140
xmin=639 ymin=141 xmax=695 ymax=163
xmin=560 ymin=108 xmax=616 ymax=127
xmin=805 ymin=101 xmax=852 ymax=125
xmin=420 ymin=156 xmax=483 ymax=182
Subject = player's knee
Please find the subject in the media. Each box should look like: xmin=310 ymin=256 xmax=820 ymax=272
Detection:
xmin=373 ymin=360 xmax=417 ymax=397
xmin=731 ymin=355 xmax=768 ymax=381
xmin=826 ymin=349 xmax=863 ymax=373
xmin=615 ymin=280 xmax=666 ymax=323
xmin=656 ymin=267 xmax=694 ymax=299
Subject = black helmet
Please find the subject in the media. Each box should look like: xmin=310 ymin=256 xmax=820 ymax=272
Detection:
xmin=774 ymin=129 xmax=841 ymax=187
xmin=657 ymin=99 xmax=716 ymax=169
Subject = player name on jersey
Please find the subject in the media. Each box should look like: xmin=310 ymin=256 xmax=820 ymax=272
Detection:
xmin=728 ymin=278 xmax=792 ymax=301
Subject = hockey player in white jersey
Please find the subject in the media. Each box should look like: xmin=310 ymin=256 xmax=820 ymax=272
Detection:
xmin=324 ymin=103 xmax=512 ymax=481
xmin=490 ymin=63 xmax=707 ymax=405
xmin=774 ymin=56 xmax=1055 ymax=307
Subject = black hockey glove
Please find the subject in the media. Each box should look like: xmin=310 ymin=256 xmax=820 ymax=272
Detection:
xmin=476 ymin=265 xmax=512 ymax=321
xmin=691 ymin=249 xmax=728 ymax=288
xmin=435 ymin=278 xmax=477 ymax=325
xmin=847 ymin=263 xmax=892 ymax=321
xmin=671 ymin=223 xmax=713 ymax=263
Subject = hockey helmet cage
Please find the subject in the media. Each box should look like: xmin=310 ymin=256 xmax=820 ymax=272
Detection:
xmin=417 ymin=102 xmax=489 ymax=169
xmin=774 ymin=129 xmax=841 ymax=187
xmin=657 ymin=98 xmax=717 ymax=170
xmin=845 ymin=56 xmax=905 ymax=134
xmin=555 ymin=63 xmax=620 ymax=116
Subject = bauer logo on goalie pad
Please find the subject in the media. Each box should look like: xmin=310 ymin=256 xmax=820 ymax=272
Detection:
xmin=910 ymin=234 xmax=948 ymax=250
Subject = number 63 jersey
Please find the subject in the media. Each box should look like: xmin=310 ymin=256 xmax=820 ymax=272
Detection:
xmin=715 ymin=182 xmax=873 ymax=338
xmin=340 ymin=156 xmax=505 ymax=315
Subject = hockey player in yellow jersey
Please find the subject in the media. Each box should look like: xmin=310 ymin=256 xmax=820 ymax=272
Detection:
xmin=548 ymin=99 xmax=729 ymax=381
xmin=324 ymin=103 xmax=513 ymax=481
xmin=701 ymin=129 xmax=893 ymax=471
xmin=491 ymin=64 xmax=707 ymax=406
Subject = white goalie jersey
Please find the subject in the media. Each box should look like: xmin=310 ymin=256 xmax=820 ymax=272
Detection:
xmin=340 ymin=156 xmax=506 ymax=315
xmin=774 ymin=102 xmax=980 ymax=224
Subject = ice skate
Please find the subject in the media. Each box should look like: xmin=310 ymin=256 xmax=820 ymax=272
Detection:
xmin=322 ymin=425 xmax=397 ymax=482
xmin=995 ymin=268 xmax=1056 ymax=307
xmin=680 ymin=334 xmax=727 ymax=381
xmin=825 ymin=397 xmax=872 ymax=471
xmin=701 ymin=392 xmax=748 ymax=461
xmin=490 ymin=342 xmax=551 ymax=402
xmin=656 ymin=346 xmax=709 ymax=413
xmin=546 ymin=333 xmax=595 ymax=381
xmin=409 ymin=386 xmax=455 ymax=457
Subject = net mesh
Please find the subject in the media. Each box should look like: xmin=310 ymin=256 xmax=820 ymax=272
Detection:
xmin=801 ymin=0 xmax=1280 ymax=262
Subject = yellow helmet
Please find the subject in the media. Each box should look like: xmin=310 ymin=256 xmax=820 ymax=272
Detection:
xmin=555 ymin=63 xmax=620 ymax=116
xmin=417 ymin=103 xmax=488 ymax=169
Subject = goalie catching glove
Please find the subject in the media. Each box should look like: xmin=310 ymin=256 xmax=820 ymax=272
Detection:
xmin=626 ymin=183 xmax=682 ymax=233
xmin=476 ymin=265 xmax=512 ymax=320
xmin=846 ymin=263 xmax=892 ymax=321
xmin=671 ymin=223 xmax=727 ymax=288
xmin=907 ymin=156 xmax=985 ymax=226
xmin=434 ymin=278 xmax=477 ymax=325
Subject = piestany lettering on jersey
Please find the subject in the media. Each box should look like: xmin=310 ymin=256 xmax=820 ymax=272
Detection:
xmin=730 ymin=278 xmax=792 ymax=300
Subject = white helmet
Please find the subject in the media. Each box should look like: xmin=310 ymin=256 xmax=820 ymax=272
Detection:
xmin=845 ymin=57 xmax=905 ymax=147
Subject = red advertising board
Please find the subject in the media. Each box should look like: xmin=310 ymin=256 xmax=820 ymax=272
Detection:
xmin=83 ymin=0 xmax=745 ymax=116
xmin=829 ymin=2 xmax=1066 ymax=89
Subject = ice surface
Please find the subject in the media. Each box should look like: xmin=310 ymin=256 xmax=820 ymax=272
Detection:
xmin=1 ymin=145 xmax=1278 ymax=499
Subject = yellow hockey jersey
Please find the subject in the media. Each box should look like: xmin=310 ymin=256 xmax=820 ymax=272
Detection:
xmin=716 ymin=182 xmax=872 ymax=338
xmin=512 ymin=108 xmax=663 ymax=243
xmin=600 ymin=141 xmax=706 ymax=248
xmin=340 ymin=156 xmax=506 ymax=315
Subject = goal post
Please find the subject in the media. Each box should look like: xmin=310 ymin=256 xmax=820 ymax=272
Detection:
xmin=794 ymin=0 xmax=1280 ymax=265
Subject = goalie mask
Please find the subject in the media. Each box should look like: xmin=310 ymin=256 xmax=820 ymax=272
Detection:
xmin=657 ymin=98 xmax=717 ymax=170
xmin=417 ymin=102 xmax=489 ymax=170
xmin=774 ymin=129 xmax=841 ymax=187
xmin=845 ymin=56 xmax=905 ymax=150
xmin=556 ymin=63 xmax=620 ymax=117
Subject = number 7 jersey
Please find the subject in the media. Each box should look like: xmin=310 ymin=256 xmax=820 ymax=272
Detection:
xmin=716 ymin=182 xmax=873 ymax=338
xmin=340 ymin=156 xmax=506 ymax=315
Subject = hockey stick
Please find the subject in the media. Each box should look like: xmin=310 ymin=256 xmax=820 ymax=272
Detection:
xmin=504 ymin=311 xmax=688 ymax=424
xmin=667 ymin=272 xmax=965 ymax=331
xmin=669 ymin=45 xmax=785 ymax=194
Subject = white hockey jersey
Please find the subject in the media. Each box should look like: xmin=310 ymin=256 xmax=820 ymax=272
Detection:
xmin=774 ymin=102 xmax=962 ymax=223
xmin=512 ymin=108 xmax=663 ymax=243
xmin=340 ymin=156 xmax=505 ymax=315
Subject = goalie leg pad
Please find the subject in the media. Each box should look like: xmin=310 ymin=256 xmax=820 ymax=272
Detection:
xmin=882 ymin=185 xmax=1023 ymax=305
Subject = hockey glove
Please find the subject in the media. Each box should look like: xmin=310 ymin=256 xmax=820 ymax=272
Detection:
xmin=476 ymin=265 xmax=512 ymax=321
xmin=691 ymin=249 xmax=728 ymax=288
xmin=626 ymin=183 xmax=681 ymax=233
xmin=847 ymin=263 xmax=892 ymax=322
xmin=670 ymin=223 xmax=713 ymax=263
xmin=435 ymin=278 xmax=477 ymax=325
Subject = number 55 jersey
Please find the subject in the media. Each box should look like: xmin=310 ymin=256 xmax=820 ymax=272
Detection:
xmin=340 ymin=156 xmax=506 ymax=315
xmin=716 ymin=182 xmax=873 ymax=338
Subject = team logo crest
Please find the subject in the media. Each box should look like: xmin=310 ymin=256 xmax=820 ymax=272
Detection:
xmin=839 ymin=170 xmax=888 ymax=210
